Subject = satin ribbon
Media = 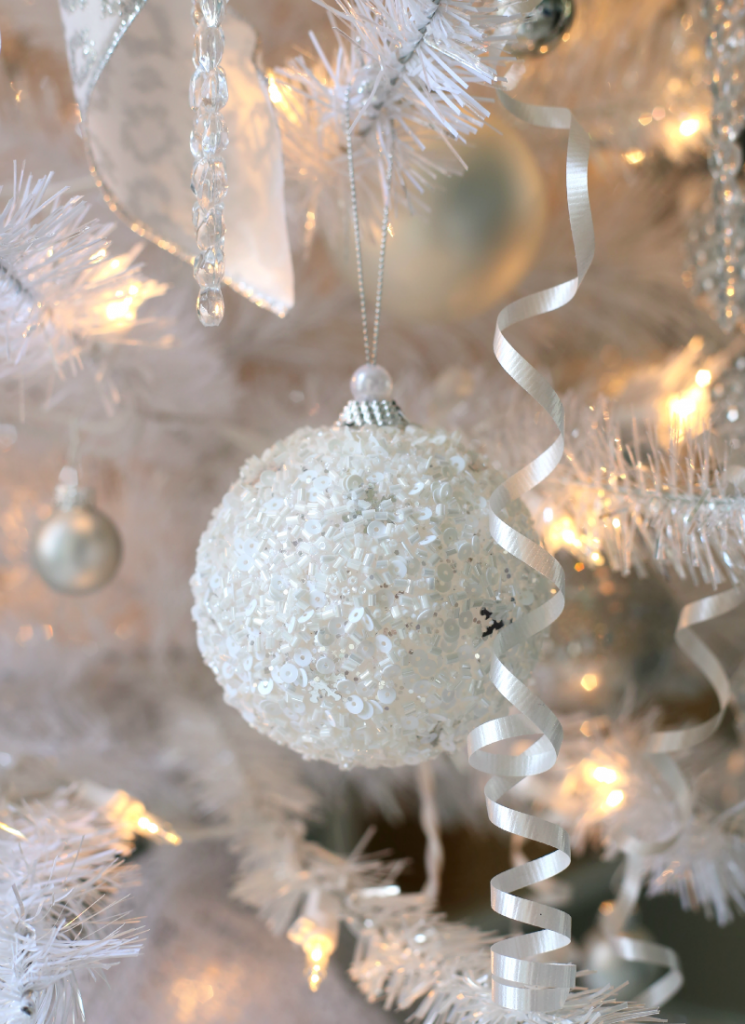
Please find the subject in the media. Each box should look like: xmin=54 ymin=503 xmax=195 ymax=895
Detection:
xmin=57 ymin=0 xmax=294 ymax=316
xmin=467 ymin=92 xmax=593 ymax=1013
xmin=600 ymin=584 xmax=745 ymax=1006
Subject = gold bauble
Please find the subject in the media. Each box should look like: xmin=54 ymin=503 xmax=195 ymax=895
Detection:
xmin=330 ymin=119 xmax=547 ymax=322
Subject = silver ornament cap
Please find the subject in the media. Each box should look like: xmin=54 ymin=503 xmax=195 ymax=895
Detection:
xmin=338 ymin=364 xmax=407 ymax=427
xmin=33 ymin=467 xmax=122 ymax=595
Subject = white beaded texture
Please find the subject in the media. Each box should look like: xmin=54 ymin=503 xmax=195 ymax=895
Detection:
xmin=191 ymin=424 xmax=548 ymax=769
xmin=190 ymin=0 xmax=229 ymax=327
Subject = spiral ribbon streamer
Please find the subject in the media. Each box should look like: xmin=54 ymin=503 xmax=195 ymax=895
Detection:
xmin=57 ymin=0 xmax=294 ymax=315
xmin=602 ymin=584 xmax=745 ymax=1006
xmin=467 ymin=94 xmax=593 ymax=1013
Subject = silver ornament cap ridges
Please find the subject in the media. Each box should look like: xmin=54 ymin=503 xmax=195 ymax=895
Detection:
xmin=338 ymin=363 xmax=407 ymax=428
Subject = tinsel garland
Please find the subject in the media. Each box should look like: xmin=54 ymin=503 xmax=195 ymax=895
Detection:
xmin=0 ymin=168 xmax=167 ymax=388
xmin=0 ymin=785 xmax=142 ymax=1024
xmin=540 ymin=401 xmax=745 ymax=587
xmin=166 ymin=700 xmax=660 ymax=1024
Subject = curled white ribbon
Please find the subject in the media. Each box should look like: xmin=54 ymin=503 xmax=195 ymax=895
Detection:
xmin=467 ymin=94 xmax=593 ymax=1013
xmin=602 ymin=584 xmax=745 ymax=1006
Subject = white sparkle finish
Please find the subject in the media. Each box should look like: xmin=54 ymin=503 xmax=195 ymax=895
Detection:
xmin=191 ymin=424 xmax=548 ymax=769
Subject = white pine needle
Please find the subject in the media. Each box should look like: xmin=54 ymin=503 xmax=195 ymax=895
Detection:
xmin=0 ymin=167 xmax=168 ymax=385
xmin=0 ymin=786 xmax=143 ymax=1024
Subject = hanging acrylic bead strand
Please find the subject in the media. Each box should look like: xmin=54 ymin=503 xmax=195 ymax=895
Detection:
xmin=190 ymin=0 xmax=230 ymax=327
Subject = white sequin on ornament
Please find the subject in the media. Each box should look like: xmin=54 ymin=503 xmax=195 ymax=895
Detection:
xmin=191 ymin=424 xmax=548 ymax=769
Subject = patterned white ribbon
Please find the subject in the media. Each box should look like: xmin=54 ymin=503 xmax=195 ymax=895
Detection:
xmin=56 ymin=0 xmax=294 ymax=316
xmin=468 ymin=93 xmax=593 ymax=1013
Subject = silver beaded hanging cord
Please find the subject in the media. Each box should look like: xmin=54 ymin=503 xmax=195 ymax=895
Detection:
xmin=344 ymin=85 xmax=395 ymax=366
xmin=371 ymin=142 xmax=395 ymax=367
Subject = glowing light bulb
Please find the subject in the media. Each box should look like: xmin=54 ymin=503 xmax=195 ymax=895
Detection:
xmin=611 ymin=517 xmax=621 ymax=528
xmin=266 ymin=71 xmax=283 ymax=106
xmin=592 ymin=766 xmax=618 ymax=784
xmin=543 ymin=507 xmax=554 ymax=523
xmin=623 ymin=149 xmax=646 ymax=165
xmin=286 ymin=890 xmax=340 ymax=993
xmin=0 ymin=821 xmax=27 ymax=840
xmin=605 ymin=789 xmax=625 ymax=808
xmin=580 ymin=673 xmax=599 ymax=692
xmin=695 ymin=368 xmax=712 ymax=387
xmin=679 ymin=117 xmax=701 ymax=137
xmin=78 ymin=783 xmax=183 ymax=845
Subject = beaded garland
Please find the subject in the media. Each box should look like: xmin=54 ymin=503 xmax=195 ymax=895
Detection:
xmin=191 ymin=423 xmax=548 ymax=769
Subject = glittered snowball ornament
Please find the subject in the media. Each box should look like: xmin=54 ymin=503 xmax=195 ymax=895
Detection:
xmin=33 ymin=467 xmax=122 ymax=595
xmin=192 ymin=367 xmax=549 ymax=769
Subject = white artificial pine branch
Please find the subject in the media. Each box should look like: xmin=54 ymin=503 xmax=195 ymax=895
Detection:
xmin=540 ymin=400 xmax=745 ymax=587
xmin=271 ymin=0 xmax=532 ymax=222
xmin=0 ymin=168 xmax=168 ymax=385
xmin=0 ymin=785 xmax=142 ymax=1024
xmin=166 ymin=702 xmax=660 ymax=1024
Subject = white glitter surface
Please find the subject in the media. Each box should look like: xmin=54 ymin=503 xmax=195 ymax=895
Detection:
xmin=192 ymin=424 xmax=548 ymax=768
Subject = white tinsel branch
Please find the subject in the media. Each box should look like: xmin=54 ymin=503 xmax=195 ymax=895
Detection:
xmin=0 ymin=168 xmax=168 ymax=384
xmin=270 ymin=0 xmax=532 ymax=221
xmin=539 ymin=400 xmax=745 ymax=587
xmin=167 ymin=702 xmax=660 ymax=1024
xmin=0 ymin=785 xmax=142 ymax=1024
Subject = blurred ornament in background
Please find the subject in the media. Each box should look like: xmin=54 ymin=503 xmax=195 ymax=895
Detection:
xmin=515 ymin=0 xmax=709 ymax=162
xmin=32 ymin=466 xmax=122 ymax=595
xmin=509 ymin=0 xmax=575 ymax=56
xmin=191 ymin=370 xmax=548 ymax=769
xmin=532 ymin=553 xmax=682 ymax=716
xmin=327 ymin=122 xmax=546 ymax=323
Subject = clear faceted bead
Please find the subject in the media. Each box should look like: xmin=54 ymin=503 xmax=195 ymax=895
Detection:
xmin=194 ymin=247 xmax=225 ymax=288
xmin=195 ymin=205 xmax=225 ymax=249
xmin=191 ymin=158 xmax=228 ymax=203
xmin=189 ymin=67 xmax=228 ymax=110
xmin=194 ymin=24 xmax=224 ymax=71
xmin=200 ymin=0 xmax=225 ymax=27
xmin=190 ymin=112 xmax=228 ymax=159
xmin=197 ymin=286 xmax=225 ymax=326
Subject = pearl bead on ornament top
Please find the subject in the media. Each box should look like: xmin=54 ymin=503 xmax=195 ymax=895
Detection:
xmin=350 ymin=364 xmax=394 ymax=401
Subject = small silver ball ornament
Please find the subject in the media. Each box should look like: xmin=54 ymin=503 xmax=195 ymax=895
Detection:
xmin=511 ymin=0 xmax=574 ymax=55
xmin=33 ymin=468 xmax=122 ymax=595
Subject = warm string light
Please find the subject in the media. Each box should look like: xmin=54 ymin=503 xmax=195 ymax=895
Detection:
xmin=286 ymin=890 xmax=341 ymax=993
xmin=79 ymin=783 xmax=182 ymax=846
xmin=559 ymin=756 xmax=629 ymax=817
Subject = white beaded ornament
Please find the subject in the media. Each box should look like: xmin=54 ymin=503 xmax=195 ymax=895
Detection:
xmin=192 ymin=369 xmax=548 ymax=769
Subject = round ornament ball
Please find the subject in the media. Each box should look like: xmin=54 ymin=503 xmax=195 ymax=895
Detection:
xmin=510 ymin=0 xmax=574 ymax=55
xmin=327 ymin=120 xmax=546 ymax=323
xmin=191 ymin=367 xmax=549 ymax=770
xmin=33 ymin=468 xmax=122 ymax=595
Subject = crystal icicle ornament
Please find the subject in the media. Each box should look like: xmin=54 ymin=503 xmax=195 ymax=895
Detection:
xmin=191 ymin=0 xmax=229 ymax=327
xmin=191 ymin=368 xmax=549 ymax=770
xmin=688 ymin=0 xmax=745 ymax=331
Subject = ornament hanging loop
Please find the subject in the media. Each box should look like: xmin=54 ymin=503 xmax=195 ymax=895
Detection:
xmin=344 ymin=88 xmax=395 ymax=366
